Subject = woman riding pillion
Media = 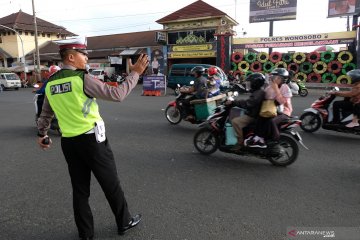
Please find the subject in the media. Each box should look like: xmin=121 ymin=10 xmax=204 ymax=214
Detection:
xmin=245 ymin=68 xmax=294 ymax=147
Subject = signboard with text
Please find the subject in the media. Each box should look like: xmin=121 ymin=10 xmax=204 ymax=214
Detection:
xmin=143 ymin=75 xmax=166 ymax=91
xmin=233 ymin=31 xmax=356 ymax=49
xmin=249 ymin=0 xmax=297 ymax=23
xmin=328 ymin=0 xmax=360 ymax=18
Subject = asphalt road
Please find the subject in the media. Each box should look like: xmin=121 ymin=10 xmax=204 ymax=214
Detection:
xmin=0 ymin=86 xmax=359 ymax=240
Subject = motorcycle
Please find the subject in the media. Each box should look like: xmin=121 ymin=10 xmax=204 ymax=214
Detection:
xmin=300 ymin=87 xmax=360 ymax=135
xmin=228 ymin=78 xmax=248 ymax=94
xmin=165 ymin=82 xmax=225 ymax=125
xmin=33 ymin=85 xmax=61 ymax=135
xmin=193 ymin=95 xmax=307 ymax=166
xmin=289 ymin=79 xmax=308 ymax=97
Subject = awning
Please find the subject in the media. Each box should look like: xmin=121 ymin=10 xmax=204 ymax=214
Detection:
xmin=119 ymin=48 xmax=145 ymax=56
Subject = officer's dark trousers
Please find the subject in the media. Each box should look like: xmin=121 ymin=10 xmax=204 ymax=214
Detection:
xmin=61 ymin=134 xmax=131 ymax=238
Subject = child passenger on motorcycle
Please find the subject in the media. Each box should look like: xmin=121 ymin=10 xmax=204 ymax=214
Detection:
xmin=226 ymin=73 xmax=266 ymax=151
xmin=207 ymin=66 xmax=221 ymax=98
xmin=245 ymin=68 xmax=293 ymax=147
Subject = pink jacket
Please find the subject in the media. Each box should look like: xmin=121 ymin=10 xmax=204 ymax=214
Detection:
xmin=264 ymin=84 xmax=293 ymax=116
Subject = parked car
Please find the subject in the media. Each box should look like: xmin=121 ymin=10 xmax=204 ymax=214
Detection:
xmin=90 ymin=69 xmax=105 ymax=81
xmin=167 ymin=63 xmax=229 ymax=93
xmin=0 ymin=73 xmax=21 ymax=90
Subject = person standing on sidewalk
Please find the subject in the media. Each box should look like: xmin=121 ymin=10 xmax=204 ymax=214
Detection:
xmin=36 ymin=36 xmax=149 ymax=240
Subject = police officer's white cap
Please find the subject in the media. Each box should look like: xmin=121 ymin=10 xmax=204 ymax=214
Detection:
xmin=55 ymin=36 xmax=88 ymax=54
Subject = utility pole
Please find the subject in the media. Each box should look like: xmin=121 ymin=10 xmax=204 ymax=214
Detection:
xmin=32 ymin=0 xmax=41 ymax=75
xmin=0 ymin=24 xmax=27 ymax=82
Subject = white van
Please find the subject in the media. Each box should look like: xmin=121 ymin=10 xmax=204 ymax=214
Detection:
xmin=90 ymin=69 xmax=105 ymax=81
xmin=0 ymin=73 xmax=21 ymax=90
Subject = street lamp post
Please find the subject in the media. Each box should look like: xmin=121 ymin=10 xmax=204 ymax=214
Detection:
xmin=0 ymin=24 xmax=27 ymax=82
xmin=32 ymin=0 xmax=41 ymax=74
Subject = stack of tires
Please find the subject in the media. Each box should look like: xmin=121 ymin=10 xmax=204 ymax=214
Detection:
xmin=230 ymin=50 xmax=356 ymax=84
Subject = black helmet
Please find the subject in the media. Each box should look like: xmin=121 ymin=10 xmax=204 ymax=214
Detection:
xmin=191 ymin=66 xmax=205 ymax=76
xmin=246 ymin=73 xmax=265 ymax=91
xmin=347 ymin=69 xmax=360 ymax=84
xmin=271 ymin=68 xmax=290 ymax=83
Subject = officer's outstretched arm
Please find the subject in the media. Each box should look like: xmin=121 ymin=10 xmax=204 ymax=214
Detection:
xmin=128 ymin=54 xmax=149 ymax=75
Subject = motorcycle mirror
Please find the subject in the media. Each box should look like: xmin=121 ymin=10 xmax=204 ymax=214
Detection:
xmin=190 ymin=81 xmax=194 ymax=85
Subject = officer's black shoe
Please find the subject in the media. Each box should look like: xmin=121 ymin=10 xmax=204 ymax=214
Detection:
xmin=118 ymin=214 xmax=142 ymax=235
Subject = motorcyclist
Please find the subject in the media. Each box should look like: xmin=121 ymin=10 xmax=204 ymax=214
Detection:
xmin=226 ymin=73 xmax=266 ymax=151
xmin=227 ymin=70 xmax=236 ymax=83
xmin=180 ymin=66 xmax=208 ymax=120
xmin=288 ymin=70 xmax=299 ymax=95
xmin=330 ymin=69 xmax=360 ymax=126
xmin=35 ymin=65 xmax=61 ymax=117
xmin=207 ymin=66 xmax=221 ymax=98
xmin=245 ymin=68 xmax=293 ymax=147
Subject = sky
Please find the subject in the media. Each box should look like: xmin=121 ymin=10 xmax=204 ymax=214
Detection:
xmin=0 ymin=0 xmax=352 ymax=51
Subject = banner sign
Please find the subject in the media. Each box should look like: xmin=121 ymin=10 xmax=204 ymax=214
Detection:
xmin=233 ymin=31 xmax=356 ymax=49
xmin=172 ymin=44 xmax=213 ymax=52
xmin=328 ymin=0 xmax=360 ymax=18
xmin=249 ymin=0 xmax=297 ymax=23
xmin=143 ymin=76 xmax=166 ymax=91
xmin=168 ymin=51 xmax=216 ymax=59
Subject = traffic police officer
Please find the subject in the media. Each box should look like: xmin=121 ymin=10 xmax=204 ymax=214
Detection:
xmin=37 ymin=36 xmax=149 ymax=240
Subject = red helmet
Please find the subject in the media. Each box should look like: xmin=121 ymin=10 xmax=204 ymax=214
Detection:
xmin=208 ymin=66 xmax=218 ymax=76
xmin=46 ymin=65 xmax=61 ymax=79
xmin=49 ymin=65 xmax=61 ymax=75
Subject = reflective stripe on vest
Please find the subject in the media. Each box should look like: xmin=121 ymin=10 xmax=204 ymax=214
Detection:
xmin=45 ymin=69 xmax=102 ymax=137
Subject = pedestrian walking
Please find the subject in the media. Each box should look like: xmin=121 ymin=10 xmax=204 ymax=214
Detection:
xmin=36 ymin=36 xmax=149 ymax=240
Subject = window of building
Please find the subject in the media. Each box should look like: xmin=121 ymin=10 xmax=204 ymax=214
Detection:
xmin=47 ymin=33 xmax=51 ymax=38
xmin=167 ymin=29 xmax=216 ymax=45
xmin=42 ymin=33 xmax=45 ymax=37
xmin=205 ymin=29 xmax=216 ymax=42
xmin=18 ymin=31 xmax=22 ymax=35
xmin=2 ymin=32 xmax=5 ymax=36
xmin=25 ymin=32 xmax=28 ymax=36
xmin=0 ymin=36 xmax=2 ymax=43
xmin=7 ymin=31 xmax=11 ymax=36
xmin=168 ymin=32 xmax=178 ymax=45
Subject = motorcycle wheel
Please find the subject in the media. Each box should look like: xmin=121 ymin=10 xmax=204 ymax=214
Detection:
xmin=299 ymin=89 xmax=308 ymax=97
xmin=268 ymin=134 xmax=299 ymax=167
xmin=193 ymin=128 xmax=219 ymax=155
xmin=165 ymin=105 xmax=182 ymax=124
xmin=300 ymin=112 xmax=321 ymax=133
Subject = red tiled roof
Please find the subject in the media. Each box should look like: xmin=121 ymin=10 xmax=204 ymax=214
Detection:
xmin=0 ymin=10 xmax=74 ymax=35
xmin=88 ymin=30 xmax=159 ymax=49
xmin=34 ymin=30 xmax=161 ymax=61
xmin=156 ymin=0 xmax=226 ymax=23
